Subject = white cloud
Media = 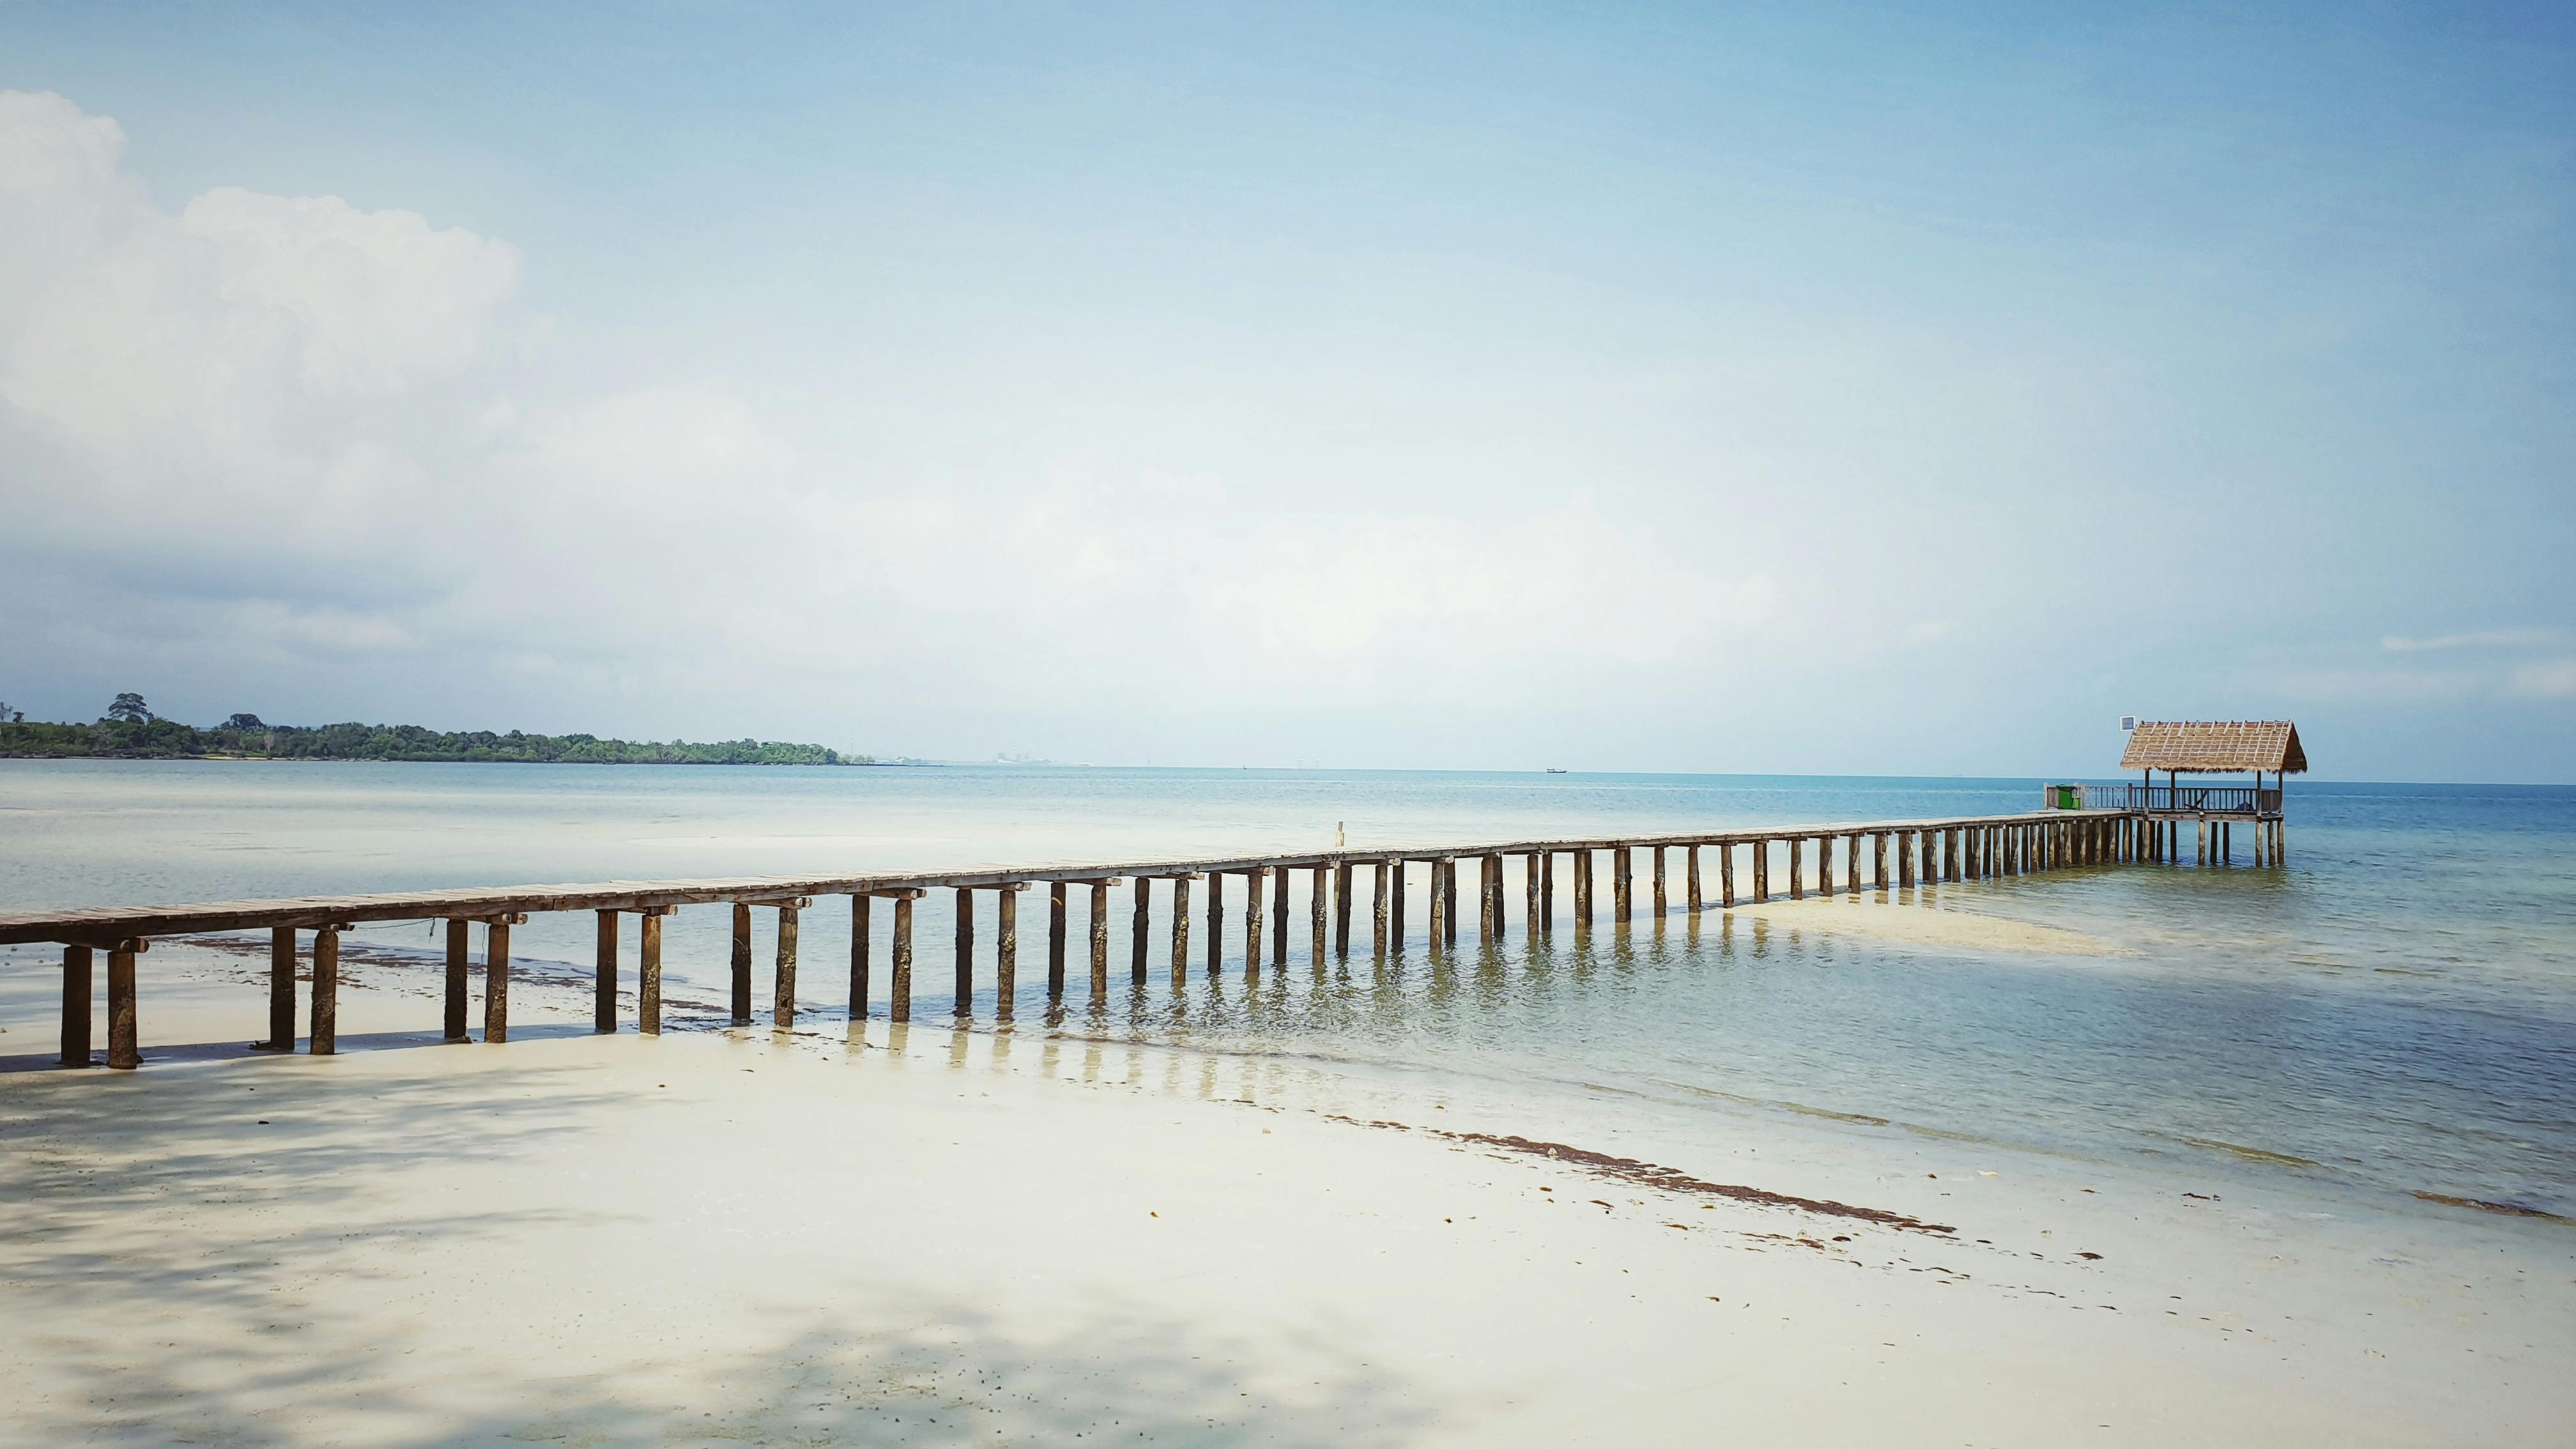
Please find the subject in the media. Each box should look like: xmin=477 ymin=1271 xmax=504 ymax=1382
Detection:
xmin=2380 ymin=628 xmax=2565 ymax=653
xmin=2510 ymin=660 xmax=2576 ymax=698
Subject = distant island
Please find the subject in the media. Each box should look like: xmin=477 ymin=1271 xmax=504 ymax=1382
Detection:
xmin=0 ymin=694 xmax=873 ymax=765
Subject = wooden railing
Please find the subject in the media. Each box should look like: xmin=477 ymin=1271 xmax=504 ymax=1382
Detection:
xmin=2087 ymin=784 xmax=2280 ymax=815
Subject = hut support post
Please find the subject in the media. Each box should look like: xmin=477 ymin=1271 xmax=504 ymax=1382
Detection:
xmin=61 ymin=944 xmax=93 ymax=1066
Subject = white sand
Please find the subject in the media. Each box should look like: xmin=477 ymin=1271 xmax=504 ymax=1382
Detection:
xmin=2 ymin=954 xmax=2567 ymax=1445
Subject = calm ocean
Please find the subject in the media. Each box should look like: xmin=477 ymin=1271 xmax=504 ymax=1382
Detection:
xmin=4 ymin=760 xmax=2571 ymax=1220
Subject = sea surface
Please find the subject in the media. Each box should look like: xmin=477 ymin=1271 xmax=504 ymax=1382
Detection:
xmin=4 ymin=760 xmax=2572 ymax=1220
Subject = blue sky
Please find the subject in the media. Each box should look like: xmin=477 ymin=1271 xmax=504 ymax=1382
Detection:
xmin=1 ymin=3 xmax=2570 ymax=779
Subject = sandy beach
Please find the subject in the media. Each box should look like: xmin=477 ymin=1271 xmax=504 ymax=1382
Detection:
xmin=3 ymin=942 xmax=2566 ymax=1446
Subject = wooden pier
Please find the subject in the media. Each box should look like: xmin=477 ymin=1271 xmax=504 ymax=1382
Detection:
xmin=0 ymin=795 xmax=2281 ymax=1071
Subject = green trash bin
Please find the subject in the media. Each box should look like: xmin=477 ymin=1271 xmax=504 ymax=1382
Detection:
xmin=2053 ymin=785 xmax=2081 ymax=811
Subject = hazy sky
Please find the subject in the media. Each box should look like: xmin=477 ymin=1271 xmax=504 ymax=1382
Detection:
xmin=3 ymin=3 xmax=2570 ymax=780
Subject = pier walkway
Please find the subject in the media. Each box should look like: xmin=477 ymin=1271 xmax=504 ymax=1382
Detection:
xmin=8 ymin=802 xmax=2255 ymax=1070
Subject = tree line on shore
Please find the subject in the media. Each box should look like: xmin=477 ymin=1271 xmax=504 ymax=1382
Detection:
xmin=0 ymin=694 xmax=869 ymax=765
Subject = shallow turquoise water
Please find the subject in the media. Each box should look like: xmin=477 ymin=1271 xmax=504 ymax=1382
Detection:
xmin=3 ymin=760 xmax=2571 ymax=1218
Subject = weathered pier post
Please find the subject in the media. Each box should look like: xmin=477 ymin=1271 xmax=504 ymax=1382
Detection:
xmin=1479 ymin=855 xmax=1500 ymax=944
xmin=595 ymin=909 xmax=620 ymax=1034
xmin=443 ymin=919 xmax=469 ymax=1042
xmin=1049 ymin=882 xmax=1069 ymax=996
xmin=891 ymin=894 xmax=916 ymax=1022
xmin=1335 ymin=861 xmax=1354 ymax=956
xmin=1873 ymin=832 xmax=1888 ymax=890
xmin=107 ymin=939 xmax=145 ymax=1069
xmin=850 ymin=894 xmax=873 ymax=1021
xmin=1373 ymin=862 xmax=1390 ymax=955
xmin=1788 ymin=838 xmax=1804 ymax=900
xmin=774 ymin=900 xmax=802 ymax=1030
xmin=1244 ymin=869 xmax=1266 ymax=974
xmin=1131 ymin=877 xmax=1152 ymax=985
xmin=1685 ymin=845 xmax=1702 ymax=913
xmin=1089 ymin=881 xmax=1112 ymax=995
xmin=1527 ymin=852 xmax=1545 ymax=931
xmin=730 ymin=903 xmax=753 ymax=1025
xmin=1206 ymin=872 xmax=1223 ymax=976
xmin=1273 ymin=866 xmax=1292 ymax=965
xmin=1389 ymin=859 xmax=1407 ymax=948
xmin=61 ymin=944 xmax=93 ymax=1066
xmin=1540 ymin=851 xmax=1556 ymax=931
xmin=1613 ymin=847 xmax=1633 ymax=924
xmin=1752 ymin=839 xmax=1769 ymax=903
xmin=641 ymin=907 xmax=668 ymax=1034
xmin=1818 ymin=836 xmax=1835 ymax=896
xmin=1172 ymin=873 xmax=1194 ymax=979
xmin=995 ymin=883 xmax=1022 ymax=1016
xmin=955 ymin=887 xmax=976 ymax=1013
xmin=1572 ymin=850 xmax=1592 ymax=926
xmin=256 ymin=926 xmax=296 ymax=1052
xmin=1848 ymin=834 xmax=1865 ymax=894
xmin=307 ymin=928 xmax=337 ymax=1057
xmin=1719 ymin=840 xmax=1736 ymax=907
xmin=1311 ymin=864 xmax=1330 ymax=960
xmin=485 ymin=917 xmax=512 ymax=1044
xmin=1652 ymin=847 xmax=1668 ymax=920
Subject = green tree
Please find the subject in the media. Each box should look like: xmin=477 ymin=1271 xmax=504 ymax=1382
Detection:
xmin=107 ymin=692 xmax=151 ymax=723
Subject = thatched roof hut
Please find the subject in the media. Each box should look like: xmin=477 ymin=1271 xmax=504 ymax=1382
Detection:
xmin=2120 ymin=721 xmax=2306 ymax=775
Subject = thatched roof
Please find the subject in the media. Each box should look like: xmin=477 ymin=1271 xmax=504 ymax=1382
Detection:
xmin=2120 ymin=721 xmax=2306 ymax=774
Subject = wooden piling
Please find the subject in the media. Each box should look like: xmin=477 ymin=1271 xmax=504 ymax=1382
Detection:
xmin=641 ymin=908 xmax=664 ymax=1034
xmin=108 ymin=940 xmax=142 ymax=1069
xmin=1273 ymin=866 xmax=1292 ymax=964
xmin=1527 ymin=852 xmax=1545 ymax=931
xmin=1480 ymin=855 xmax=1500 ymax=943
xmin=1573 ymin=850 xmax=1592 ymax=924
xmin=1206 ymin=871 xmax=1223 ymax=976
xmin=262 ymin=926 xmax=295 ymax=1050
xmin=730 ymin=902 xmax=753 ymax=1025
xmin=1049 ymin=882 xmax=1068 ymax=996
xmin=1613 ymin=847 xmax=1633 ymax=923
xmin=444 ymin=918 xmax=468 ymax=1041
xmin=1652 ymin=846 xmax=1668 ymax=919
xmin=1685 ymin=845 xmax=1702 ymax=913
xmin=1390 ymin=860 xmax=1407 ymax=947
xmin=1172 ymin=874 xmax=1193 ymax=978
xmin=596 ymin=909 xmax=620 ymax=1034
xmin=852 ymin=895 xmax=873 ymax=1020
xmin=1542 ymin=851 xmax=1556 ymax=930
xmin=1245 ymin=870 xmax=1266 ymax=973
xmin=1373 ymin=862 xmax=1390 ymax=954
xmin=892 ymin=895 xmax=915 ymax=1022
xmin=61 ymin=944 xmax=91 ymax=1066
xmin=774 ymin=902 xmax=801 ymax=1030
xmin=1131 ymin=878 xmax=1151 ymax=985
xmin=1788 ymin=838 xmax=1804 ymax=900
xmin=1818 ymin=837 xmax=1835 ymax=895
xmin=1090 ymin=882 xmax=1111 ymax=994
xmin=1335 ymin=861 xmax=1353 ymax=956
xmin=1311 ymin=864 xmax=1330 ymax=960
xmin=1752 ymin=840 xmax=1769 ymax=903
xmin=486 ymin=919 xmax=512 ymax=1044
xmin=996 ymin=885 xmax=1018 ymax=1016
xmin=1719 ymin=841 xmax=1736 ymax=907
xmin=955 ymin=887 xmax=976 ymax=1013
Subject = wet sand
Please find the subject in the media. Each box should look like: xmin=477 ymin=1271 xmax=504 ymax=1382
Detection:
xmin=1 ymin=956 xmax=2568 ymax=1445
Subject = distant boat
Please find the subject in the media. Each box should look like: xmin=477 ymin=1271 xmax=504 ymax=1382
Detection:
xmin=1545 ymin=768 xmax=1568 ymax=774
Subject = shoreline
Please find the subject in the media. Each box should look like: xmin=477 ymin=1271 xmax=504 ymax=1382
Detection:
xmin=4 ymin=953 xmax=2568 ymax=1443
